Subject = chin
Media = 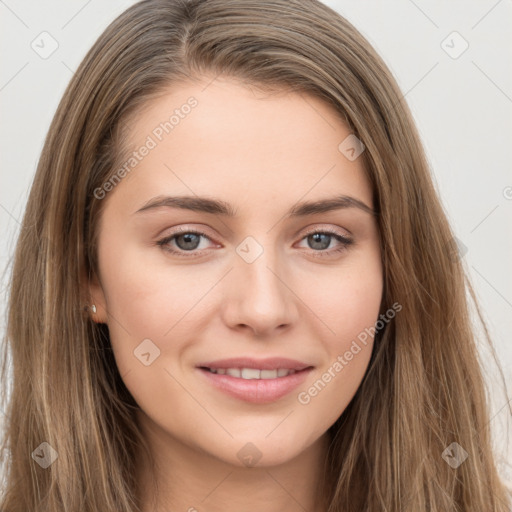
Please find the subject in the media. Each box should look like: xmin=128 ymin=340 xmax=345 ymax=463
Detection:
xmin=212 ymin=432 xmax=319 ymax=469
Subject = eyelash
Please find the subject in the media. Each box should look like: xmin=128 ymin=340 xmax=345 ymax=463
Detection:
xmin=156 ymin=226 xmax=354 ymax=259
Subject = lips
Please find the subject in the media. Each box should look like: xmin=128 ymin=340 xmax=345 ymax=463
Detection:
xmin=196 ymin=357 xmax=314 ymax=404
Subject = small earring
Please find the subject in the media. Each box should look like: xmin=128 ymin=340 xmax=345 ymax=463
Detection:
xmin=90 ymin=304 xmax=97 ymax=314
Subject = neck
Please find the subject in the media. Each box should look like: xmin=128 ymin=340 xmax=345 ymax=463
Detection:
xmin=135 ymin=412 xmax=332 ymax=512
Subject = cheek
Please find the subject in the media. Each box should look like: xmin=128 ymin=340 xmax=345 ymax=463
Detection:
xmin=295 ymin=278 xmax=382 ymax=433
xmin=331 ymin=274 xmax=382 ymax=349
xmin=295 ymin=346 xmax=372 ymax=443
xmin=292 ymin=255 xmax=382 ymax=422
xmin=95 ymin=238 xmax=190 ymax=373
xmin=99 ymin=236 xmax=205 ymax=333
xmin=299 ymin=251 xmax=383 ymax=347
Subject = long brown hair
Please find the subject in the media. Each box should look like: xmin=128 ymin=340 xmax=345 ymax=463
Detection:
xmin=1 ymin=0 xmax=510 ymax=510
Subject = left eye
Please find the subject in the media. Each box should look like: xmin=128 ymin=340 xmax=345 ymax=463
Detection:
xmin=156 ymin=228 xmax=353 ymax=258
xmin=158 ymin=230 xmax=208 ymax=252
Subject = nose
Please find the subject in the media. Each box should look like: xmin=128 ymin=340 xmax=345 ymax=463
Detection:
xmin=222 ymin=246 xmax=299 ymax=338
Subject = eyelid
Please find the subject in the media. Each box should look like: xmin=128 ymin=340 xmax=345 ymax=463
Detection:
xmin=299 ymin=224 xmax=351 ymax=239
xmin=159 ymin=224 xmax=220 ymax=243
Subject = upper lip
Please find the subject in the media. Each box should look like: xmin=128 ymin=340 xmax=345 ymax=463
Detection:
xmin=197 ymin=357 xmax=313 ymax=371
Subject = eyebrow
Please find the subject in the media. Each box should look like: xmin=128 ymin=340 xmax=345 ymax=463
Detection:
xmin=133 ymin=194 xmax=377 ymax=217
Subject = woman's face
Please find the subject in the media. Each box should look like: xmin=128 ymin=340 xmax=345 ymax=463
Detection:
xmin=89 ymin=76 xmax=383 ymax=468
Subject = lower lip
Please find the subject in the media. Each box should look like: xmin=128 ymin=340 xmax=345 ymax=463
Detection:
xmin=197 ymin=367 xmax=313 ymax=404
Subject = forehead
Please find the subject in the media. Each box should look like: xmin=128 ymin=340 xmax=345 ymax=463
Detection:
xmin=107 ymin=76 xmax=373 ymax=217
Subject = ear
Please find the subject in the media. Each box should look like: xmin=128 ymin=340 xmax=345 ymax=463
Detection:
xmin=80 ymin=265 xmax=108 ymax=324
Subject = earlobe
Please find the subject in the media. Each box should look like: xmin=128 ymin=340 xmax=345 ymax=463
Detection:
xmin=89 ymin=279 xmax=108 ymax=324
xmin=86 ymin=301 xmax=107 ymax=324
xmin=80 ymin=266 xmax=108 ymax=324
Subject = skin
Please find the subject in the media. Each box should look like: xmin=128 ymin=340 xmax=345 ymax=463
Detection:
xmin=88 ymin=75 xmax=383 ymax=512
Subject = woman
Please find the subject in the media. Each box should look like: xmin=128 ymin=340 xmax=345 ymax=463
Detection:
xmin=1 ymin=0 xmax=510 ymax=510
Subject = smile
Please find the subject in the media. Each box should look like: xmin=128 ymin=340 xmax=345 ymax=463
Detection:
xmin=203 ymin=367 xmax=297 ymax=379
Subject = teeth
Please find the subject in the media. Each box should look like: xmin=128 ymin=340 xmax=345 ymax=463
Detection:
xmin=241 ymin=368 xmax=261 ymax=379
xmin=207 ymin=367 xmax=298 ymax=379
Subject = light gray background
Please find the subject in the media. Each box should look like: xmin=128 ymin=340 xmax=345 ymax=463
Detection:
xmin=1 ymin=0 xmax=511 ymax=483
